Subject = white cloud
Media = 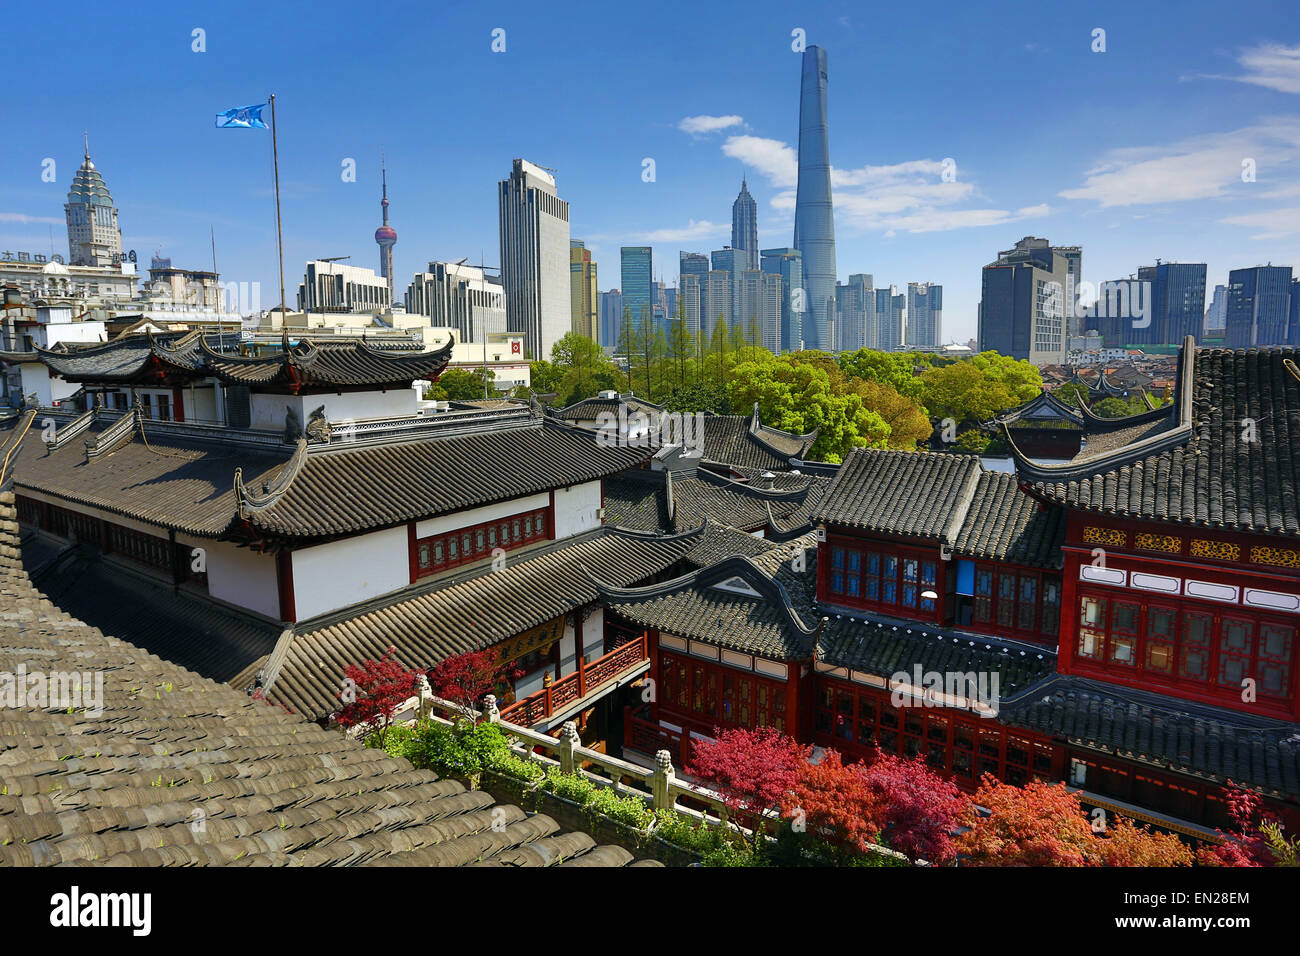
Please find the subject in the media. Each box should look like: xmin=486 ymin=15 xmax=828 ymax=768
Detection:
xmin=873 ymin=204 xmax=1052 ymax=234
xmin=678 ymin=114 xmax=745 ymax=135
xmin=721 ymin=135 xmax=797 ymax=188
xmin=1219 ymin=207 xmax=1300 ymax=239
xmin=588 ymin=219 xmax=728 ymax=245
xmin=0 ymin=212 xmax=63 ymax=225
xmin=724 ymin=136 xmax=1047 ymax=234
xmin=1059 ymin=119 xmax=1300 ymax=207
xmin=1202 ymin=44 xmax=1300 ymax=95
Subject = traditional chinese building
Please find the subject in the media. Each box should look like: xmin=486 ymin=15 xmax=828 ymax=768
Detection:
xmin=605 ymin=340 xmax=1300 ymax=836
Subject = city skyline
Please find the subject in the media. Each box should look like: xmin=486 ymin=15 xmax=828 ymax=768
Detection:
xmin=1 ymin=2 xmax=1298 ymax=348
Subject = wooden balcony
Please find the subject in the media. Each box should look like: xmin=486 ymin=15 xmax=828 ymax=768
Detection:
xmin=500 ymin=634 xmax=649 ymax=729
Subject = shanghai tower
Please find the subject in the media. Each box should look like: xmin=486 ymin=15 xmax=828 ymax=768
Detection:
xmin=793 ymin=45 xmax=836 ymax=351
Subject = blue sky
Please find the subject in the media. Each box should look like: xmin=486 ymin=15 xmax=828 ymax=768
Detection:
xmin=2 ymin=0 xmax=1298 ymax=344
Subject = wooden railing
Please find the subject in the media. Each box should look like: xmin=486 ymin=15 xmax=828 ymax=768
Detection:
xmin=624 ymin=707 xmax=693 ymax=769
xmin=500 ymin=634 xmax=648 ymax=726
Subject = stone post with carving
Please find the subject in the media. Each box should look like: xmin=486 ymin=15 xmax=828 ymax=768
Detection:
xmin=558 ymin=721 xmax=580 ymax=774
xmin=652 ymin=749 xmax=675 ymax=812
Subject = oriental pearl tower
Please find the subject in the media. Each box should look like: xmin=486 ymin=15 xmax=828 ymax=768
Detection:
xmin=375 ymin=155 xmax=397 ymax=308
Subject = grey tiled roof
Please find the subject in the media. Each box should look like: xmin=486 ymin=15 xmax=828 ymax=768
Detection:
xmin=263 ymin=526 xmax=706 ymax=719
xmin=812 ymin=448 xmax=982 ymax=543
xmin=243 ymin=420 xmax=654 ymax=538
xmin=25 ymin=537 xmax=283 ymax=683
xmin=4 ymin=415 xmax=652 ymax=541
xmin=817 ymin=615 xmax=1055 ymax=695
xmin=952 ymin=471 xmax=1065 ymax=569
xmin=0 ymin=491 xmax=651 ymax=867
xmin=1029 ymin=347 xmax=1300 ymax=536
xmin=3 ymin=416 xmax=290 ymax=537
xmin=201 ymin=335 xmax=453 ymax=388
xmin=598 ymin=556 xmax=822 ymax=662
xmin=549 ymin=394 xmax=663 ymax=421
xmin=602 ymin=468 xmax=825 ymax=536
xmin=699 ymin=405 xmax=817 ymax=470
xmin=999 ymin=676 xmax=1300 ymax=800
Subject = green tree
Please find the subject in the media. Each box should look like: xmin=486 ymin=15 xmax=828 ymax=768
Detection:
xmin=838 ymin=349 xmax=927 ymax=404
xmin=919 ymin=351 xmax=1042 ymax=424
xmin=430 ymin=367 xmax=496 ymax=400
xmin=663 ymin=380 xmax=730 ymax=414
xmin=727 ymin=353 xmax=888 ymax=462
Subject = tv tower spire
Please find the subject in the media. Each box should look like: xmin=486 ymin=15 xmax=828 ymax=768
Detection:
xmin=374 ymin=152 xmax=397 ymax=308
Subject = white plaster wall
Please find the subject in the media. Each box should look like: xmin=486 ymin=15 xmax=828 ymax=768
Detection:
xmin=559 ymin=619 xmax=577 ymax=675
xmin=582 ymin=606 xmax=604 ymax=660
xmin=414 ymin=492 xmax=549 ymax=539
xmin=553 ymin=480 xmax=602 ymax=540
xmin=176 ymin=534 xmax=280 ymax=620
xmin=292 ymin=525 xmax=409 ymax=620
xmin=250 ymin=390 xmax=416 ymax=432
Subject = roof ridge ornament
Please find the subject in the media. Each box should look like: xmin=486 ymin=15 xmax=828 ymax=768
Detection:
xmin=235 ymin=438 xmax=309 ymax=517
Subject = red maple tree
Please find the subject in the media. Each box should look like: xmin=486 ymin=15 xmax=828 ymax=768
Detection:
xmin=334 ymin=647 xmax=420 ymax=747
xmin=863 ymin=752 xmax=968 ymax=864
xmin=1196 ymin=783 xmax=1283 ymax=867
xmin=688 ymin=726 xmax=808 ymax=844
xmin=1095 ymin=815 xmax=1193 ymax=866
xmin=782 ymin=748 xmax=883 ymax=855
xmin=427 ymin=648 xmax=523 ymax=720
xmin=956 ymin=775 xmax=1097 ymax=866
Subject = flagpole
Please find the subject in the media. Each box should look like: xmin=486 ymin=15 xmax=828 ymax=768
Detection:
xmin=269 ymin=93 xmax=286 ymax=333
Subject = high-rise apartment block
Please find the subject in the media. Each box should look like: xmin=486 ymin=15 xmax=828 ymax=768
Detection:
xmin=875 ymin=286 xmax=906 ymax=352
xmin=836 ymin=274 xmax=874 ymax=351
xmin=761 ymin=247 xmax=803 ymax=353
xmin=907 ymin=282 xmax=943 ymax=349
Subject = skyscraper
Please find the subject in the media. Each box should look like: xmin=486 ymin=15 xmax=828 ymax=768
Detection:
xmin=761 ymin=247 xmax=803 ymax=353
xmin=793 ymin=45 xmax=837 ymax=352
xmin=1205 ymin=283 xmax=1228 ymax=335
xmin=498 ymin=159 xmax=571 ymax=360
xmin=569 ymin=240 xmax=598 ymax=339
xmin=907 ymin=282 xmax=943 ymax=348
xmin=737 ymin=270 xmax=782 ymax=352
xmin=1145 ymin=261 xmax=1206 ymax=346
xmin=678 ymin=274 xmax=702 ymax=339
xmin=374 ymin=158 xmax=397 ymax=307
xmin=598 ymin=289 xmax=624 ymax=348
xmin=731 ymin=179 xmax=759 ymax=272
xmin=836 ymin=275 xmax=873 ymax=351
xmin=620 ymin=246 xmax=653 ymax=337
xmin=64 ymin=139 xmax=122 ymax=268
xmin=1226 ymin=265 xmax=1294 ymax=347
xmin=876 ymin=286 xmax=906 ymax=352
xmin=701 ymin=271 xmax=733 ymax=339
xmin=978 ymin=237 xmax=1073 ymax=364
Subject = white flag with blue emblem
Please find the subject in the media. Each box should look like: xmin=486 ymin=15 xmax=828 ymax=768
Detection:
xmin=215 ymin=104 xmax=269 ymax=129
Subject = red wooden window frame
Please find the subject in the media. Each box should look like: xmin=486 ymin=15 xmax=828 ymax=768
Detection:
xmin=812 ymin=679 xmax=1054 ymax=790
xmin=658 ymin=650 xmax=787 ymax=734
xmin=1074 ymin=588 xmax=1296 ymax=707
xmin=827 ymin=541 xmax=938 ymax=617
xmin=413 ymin=506 xmax=550 ymax=578
xmin=972 ymin=564 xmax=1061 ymax=642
